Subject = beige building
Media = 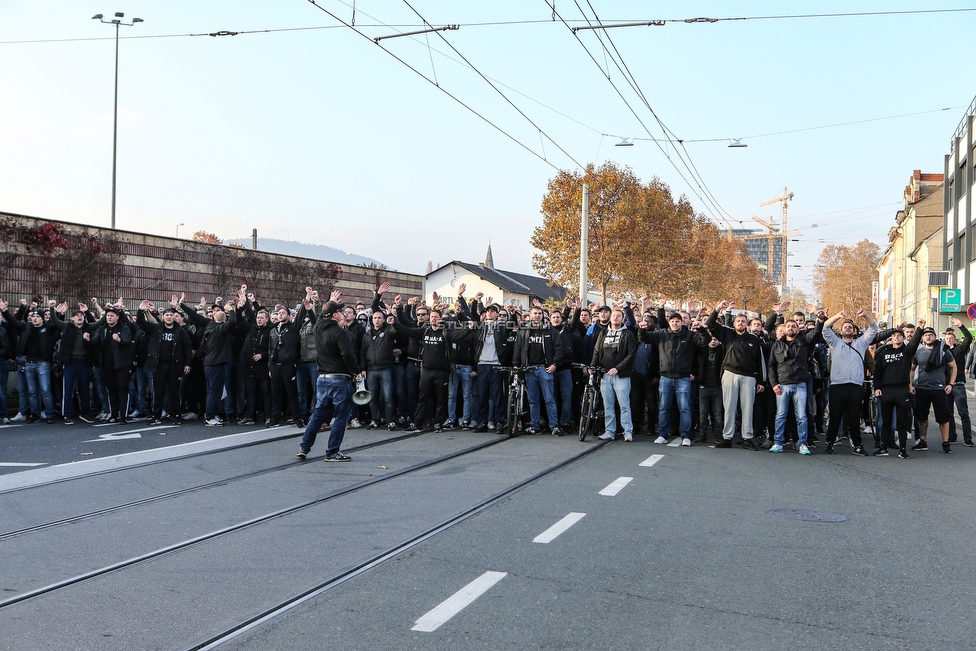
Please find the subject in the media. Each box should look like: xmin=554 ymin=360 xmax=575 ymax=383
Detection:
xmin=877 ymin=171 xmax=944 ymax=326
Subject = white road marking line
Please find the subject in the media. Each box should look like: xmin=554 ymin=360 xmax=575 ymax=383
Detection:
xmin=412 ymin=571 xmax=507 ymax=632
xmin=0 ymin=462 xmax=46 ymax=467
xmin=599 ymin=476 xmax=633 ymax=496
xmin=84 ymin=425 xmax=179 ymax=442
xmin=639 ymin=454 xmax=664 ymax=467
xmin=533 ymin=512 xmax=586 ymax=544
xmin=666 ymin=437 xmax=682 ymax=447
xmin=0 ymin=424 xmax=23 ymax=429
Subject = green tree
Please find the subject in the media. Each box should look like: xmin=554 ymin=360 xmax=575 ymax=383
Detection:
xmin=813 ymin=239 xmax=882 ymax=317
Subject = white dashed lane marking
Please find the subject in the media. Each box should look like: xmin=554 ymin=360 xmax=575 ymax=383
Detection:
xmin=639 ymin=454 xmax=664 ymax=467
xmin=533 ymin=513 xmax=586 ymax=544
xmin=598 ymin=476 xmax=633 ymax=496
xmin=412 ymin=571 xmax=507 ymax=632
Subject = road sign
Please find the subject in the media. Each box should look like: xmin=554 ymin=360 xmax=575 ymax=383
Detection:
xmin=940 ymin=287 xmax=962 ymax=312
xmin=968 ymin=303 xmax=976 ymax=320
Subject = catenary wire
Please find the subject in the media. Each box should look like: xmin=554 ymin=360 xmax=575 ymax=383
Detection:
xmin=303 ymin=0 xmax=568 ymax=171
xmin=400 ymin=0 xmax=586 ymax=170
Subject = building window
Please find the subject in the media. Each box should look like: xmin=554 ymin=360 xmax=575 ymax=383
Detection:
xmin=959 ymin=161 xmax=968 ymax=200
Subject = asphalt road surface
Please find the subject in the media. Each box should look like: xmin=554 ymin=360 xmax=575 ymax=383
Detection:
xmin=1 ymin=415 xmax=974 ymax=651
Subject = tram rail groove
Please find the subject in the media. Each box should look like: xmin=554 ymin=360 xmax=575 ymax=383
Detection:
xmin=0 ymin=435 xmax=519 ymax=610
xmin=0 ymin=430 xmax=427 ymax=541
xmin=184 ymin=439 xmax=612 ymax=651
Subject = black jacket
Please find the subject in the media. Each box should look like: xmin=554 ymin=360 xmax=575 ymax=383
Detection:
xmin=240 ymin=323 xmax=273 ymax=377
xmin=513 ymin=322 xmax=565 ymax=368
xmin=640 ymin=325 xmax=697 ymax=378
xmin=314 ymin=317 xmax=361 ymax=376
xmin=182 ymin=303 xmax=236 ymax=366
xmin=592 ymin=325 xmax=637 ymax=377
xmin=767 ymin=322 xmax=823 ymax=387
xmin=706 ymin=310 xmax=765 ymax=381
xmin=3 ymin=309 xmax=58 ymax=362
xmin=137 ymin=313 xmax=193 ymax=373
xmin=360 ymin=323 xmax=397 ymax=371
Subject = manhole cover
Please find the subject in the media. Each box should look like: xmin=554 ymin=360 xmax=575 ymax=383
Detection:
xmin=767 ymin=509 xmax=847 ymax=522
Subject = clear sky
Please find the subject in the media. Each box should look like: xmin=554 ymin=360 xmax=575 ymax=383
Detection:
xmin=1 ymin=1 xmax=973 ymax=300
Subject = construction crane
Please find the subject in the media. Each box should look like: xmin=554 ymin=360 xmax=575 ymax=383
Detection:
xmin=760 ymin=188 xmax=795 ymax=288
xmin=745 ymin=216 xmax=801 ymax=286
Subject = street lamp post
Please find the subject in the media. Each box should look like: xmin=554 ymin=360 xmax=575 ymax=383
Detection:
xmin=176 ymin=222 xmax=184 ymax=238
xmin=92 ymin=12 xmax=143 ymax=230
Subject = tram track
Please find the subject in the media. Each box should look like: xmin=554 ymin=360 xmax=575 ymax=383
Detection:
xmin=0 ymin=434 xmax=536 ymax=610
xmin=0 ymin=429 xmax=427 ymax=541
xmin=183 ymin=439 xmax=611 ymax=651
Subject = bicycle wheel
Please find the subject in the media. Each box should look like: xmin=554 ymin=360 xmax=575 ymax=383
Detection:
xmin=579 ymin=388 xmax=593 ymax=441
xmin=507 ymin=386 xmax=521 ymax=437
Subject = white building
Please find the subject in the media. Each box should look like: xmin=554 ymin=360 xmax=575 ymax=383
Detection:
xmin=425 ymin=246 xmax=567 ymax=311
xmin=945 ymin=96 xmax=976 ymax=303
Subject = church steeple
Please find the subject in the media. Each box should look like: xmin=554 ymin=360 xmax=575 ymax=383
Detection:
xmin=485 ymin=241 xmax=495 ymax=269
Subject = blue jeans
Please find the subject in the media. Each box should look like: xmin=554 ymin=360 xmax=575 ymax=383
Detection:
xmin=367 ymin=367 xmax=395 ymax=423
xmin=554 ymin=368 xmax=573 ymax=427
xmin=203 ymin=364 xmax=227 ymax=421
xmin=25 ymin=361 xmax=54 ymax=417
xmin=17 ymin=366 xmax=29 ymax=415
xmin=128 ymin=367 xmax=152 ymax=414
xmin=301 ymin=376 xmax=353 ymax=456
xmin=447 ymin=364 xmax=473 ymax=423
xmin=296 ymin=360 xmax=318 ymax=419
xmin=525 ymin=366 xmax=558 ymax=429
xmin=774 ymin=383 xmax=808 ymax=445
xmin=658 ymin=376 xmax=692 ymax=439
xmin=601 ymin=373 xmax=633 ymax=435
xmin=476 ymin=364 xmax=504 ymax=425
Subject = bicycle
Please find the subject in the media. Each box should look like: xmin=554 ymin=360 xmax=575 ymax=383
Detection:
xmin=496 ymin=367 xmax=525 ymax=437
xmin=575 ymin=364 xmax=603 ymax=442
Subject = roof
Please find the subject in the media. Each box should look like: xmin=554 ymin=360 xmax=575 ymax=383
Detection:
xmin=430 ymin=260 xmax=567 ymax=302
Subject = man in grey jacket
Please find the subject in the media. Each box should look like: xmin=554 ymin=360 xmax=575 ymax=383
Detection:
xmin=822 ymin=309 xmax=878 ymax=456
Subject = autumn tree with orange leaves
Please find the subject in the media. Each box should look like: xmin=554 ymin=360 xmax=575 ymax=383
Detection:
xmin=813 ymin=239 xmax=882 ymax=317
xmin=193 ymin=230 xmax=222 ymax=245
xmin=531 ymin=161 xmax=777 ymax=307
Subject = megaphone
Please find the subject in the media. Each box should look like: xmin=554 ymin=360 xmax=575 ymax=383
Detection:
xmin=352 ymin=377 xmax=372 ymax=405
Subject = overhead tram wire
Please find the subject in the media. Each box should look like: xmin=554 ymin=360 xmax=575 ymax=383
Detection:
xmin=304 ymin=0 xmax=572 ymax=172
xmin=545 ymin=1 xmax=736 ymax=229
xmin=576 ymin=1 xmax=739 ymax=230
xmin=400 ymin=0 xmax=585 ymax=171
xmin=578 ymin=0 xmax=740 ymax=230
xmin=550 ymin=1 xmax=737 ymax=232
xmin=4 ymin=8 xmax=974 ymax=45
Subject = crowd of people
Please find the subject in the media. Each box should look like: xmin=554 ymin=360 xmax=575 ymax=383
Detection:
xmin=1 ymin=281 xmax=973 ymax=462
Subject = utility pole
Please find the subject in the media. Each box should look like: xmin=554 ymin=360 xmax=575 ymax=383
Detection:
xmin=580 ymin=184 xmax=589 ymax=304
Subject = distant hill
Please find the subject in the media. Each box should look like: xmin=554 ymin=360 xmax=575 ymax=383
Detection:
xmin=224 ymin=238 xmax=387 ymax=268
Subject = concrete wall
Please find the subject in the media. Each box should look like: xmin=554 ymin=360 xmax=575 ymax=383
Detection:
xmin=0 ymin=212 xmax=423 ymax=311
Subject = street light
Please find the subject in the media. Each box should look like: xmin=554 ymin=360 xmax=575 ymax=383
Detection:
xmin=176 ymin=222 xmax=184 ymax=238
xmin=92 ymin=11 xmax=143 ymax=230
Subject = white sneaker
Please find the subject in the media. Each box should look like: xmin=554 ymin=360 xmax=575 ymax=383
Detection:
xmin=654 ymin=436 xmax=668 ymax=444
xmin=183 ymin=412 xmax=198 ymax=421
xmin=598 ymin=432 xmax=614 ymax=440
xmin=623 ymin=433 xmax=633 ymax=442
xmin=681 ymin=438 xmax=692 ymax=446
xmin=10 ymin=413 xmax=26 ymax=422
xmin=204 ymin=418 xmax=223 ymax=427
xmin=349 ymin=418 xmax=362 ymax=429
xmin=487 ymin=421 xmax=496 ymax=430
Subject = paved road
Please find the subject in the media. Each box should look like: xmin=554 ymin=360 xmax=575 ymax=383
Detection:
xmin=1 ymin=404 xmax=975 ymax=650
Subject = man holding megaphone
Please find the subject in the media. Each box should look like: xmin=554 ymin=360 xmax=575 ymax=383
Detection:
xmin=297 ymin=293 xmax=363 ymax=462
